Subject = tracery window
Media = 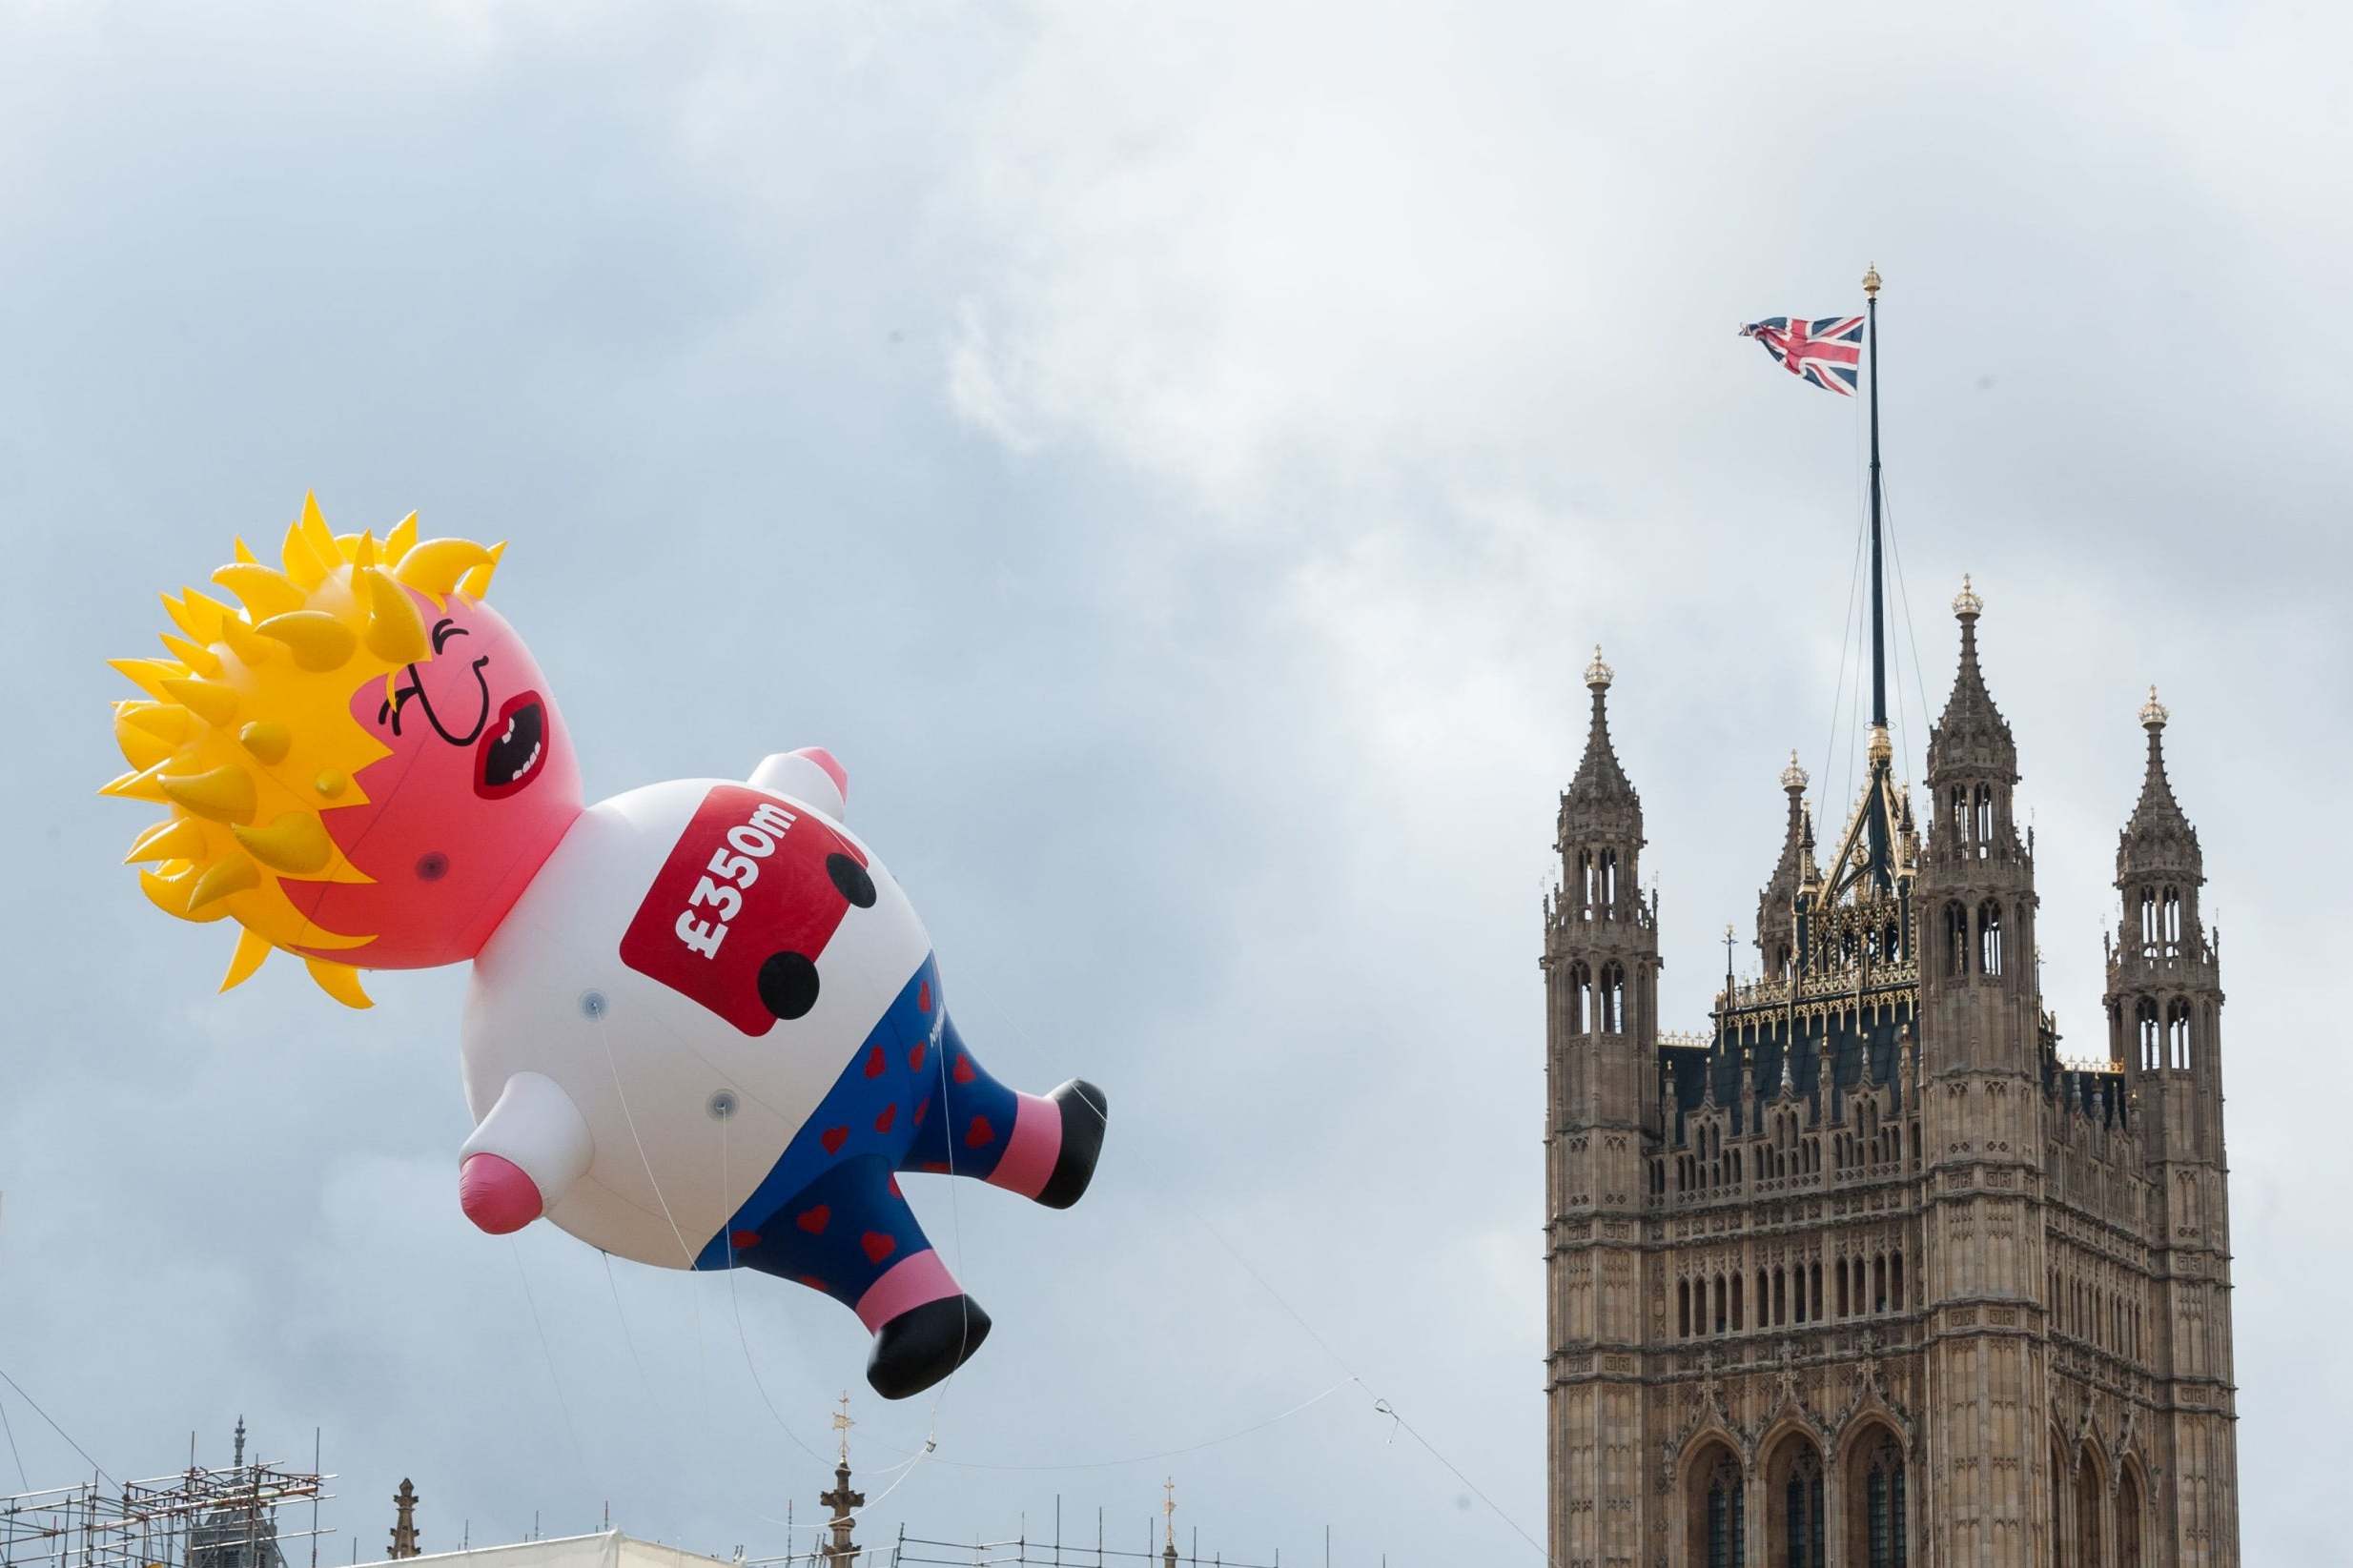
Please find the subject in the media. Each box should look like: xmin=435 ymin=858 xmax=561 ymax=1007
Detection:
xmin=1783 ymin=1449 xmax=1826 ymax=1568
xmin=1566 ymin=962 xmax=1590 ymax=1034
xmin=1600 ymin=964 xmax=1626 ymax=1033
xmin=2077 ymin=1450 xmax=2103 ymax=1567
xmin=1706 ymin=1456 xmax=1746 ymax=1568
xmin=1977 ymin=901 xmax=2004 ymax=977
xmin=2161 ymin=886 xmax=2182 ymax=951
xmin=1600 ymin=848 xmax=1620 ymax=920
xmin=2167 ymin=999 xmax=2193 ymax=1071
xmin=1863 ymin=1437 xmax=1908 ymax=1568
xmin=1944 ymin=903 xmax=1969 ymax=976
xmin=2138 ymin=997 xmax=2160 ymax=1070
xmin=2118 ymin=1466 xmax=2144 ymax=1568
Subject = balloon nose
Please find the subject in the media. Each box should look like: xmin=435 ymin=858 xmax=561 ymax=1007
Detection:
xmin=459 ymin=1151 xmax=543 ymax=1234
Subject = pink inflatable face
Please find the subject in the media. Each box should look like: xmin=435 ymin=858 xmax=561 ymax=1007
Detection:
xmin=283 ymin=594 xmax=583 ymax=968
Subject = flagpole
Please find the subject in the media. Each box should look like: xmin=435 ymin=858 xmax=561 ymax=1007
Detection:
xmin=1864 ymin=262 xmax=1886 ymax=735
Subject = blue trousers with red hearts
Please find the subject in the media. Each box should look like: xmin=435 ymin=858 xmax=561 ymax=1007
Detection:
xmin=695 ymin=956 xmax=1061 ymax=1332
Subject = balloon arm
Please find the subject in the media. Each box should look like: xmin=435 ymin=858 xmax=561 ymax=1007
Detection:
xmin=459 ymin=1070 xmax=593 ymax=1214
xmin=747 ymin=747 xmax=848 ymax=821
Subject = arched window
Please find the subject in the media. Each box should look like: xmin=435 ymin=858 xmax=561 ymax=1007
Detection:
xmin=1705 ymin=1453 xmax=1746 ymax=1568
xmin=1892 ymin=1252 xmax=1905 ymax=1312
xmin=1776 ymin=942 xmax=1792 ymax=979
xmin=1977 ymin=901 xmax=2004 ymax=977
xmin=1732 ymin=1273 xmax=1745 ymax=1332
xmin=1566 ymin=962 xmax=1590 ymax=1034
xmin=1678 ymin=1278 xmax=1691 ymax=1337
xmin=1973 ymin=784 xmax=1994 ymax=855
xmin=1600 ymin=964 xmax=1626 ymax=1033
xmin=2077 ymin=1448 xmax=2104 ymax=1568
xmin=1836 ymin=1259 xmax=1851 ymax=1317
xmin=2162 ymin=886 xmax=2182 ymax=951
xmin=2137 ymin=997 xmax=2160 ymax=1070
xmin=1944 ymin=903 xmax=1969 ymax=977
xmin=1600 ymin=848 xmax=1619 ymax=920
xmin=1781 ymin=1447 xmax=1827 ymax=1568
xmin=1872 ymin=1254 xmax=1888 ymax=1313
xmin=1772 ymin=1267 xmax=1787 ymax=1327
xmin=1810 ymin=1261 xmax=1823 ymax=1320
xmin=2118 ymin=1464 xmax=2144 ymax=1568
xmin=2168 ymin=999 xmax=2193 ymax=1071
xmin=1860 ymin=1436 xmax=1908 ymax=1568
xmin=1949 ymin=784 xmax=1970 ymax=845
xmin=1883 ymin=918 xmax=1901 ymax=965
xmin=1714 ymin=1274 xmax=1728 ymax=1334
xmin=2138 ymin=886 xmax=2159 ymax=954
xmin=1579 ymin=849 xmax=1597 ymax=920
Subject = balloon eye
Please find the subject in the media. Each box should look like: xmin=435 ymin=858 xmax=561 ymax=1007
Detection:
xmin=378 ymin=682 xmax=421 ymax=734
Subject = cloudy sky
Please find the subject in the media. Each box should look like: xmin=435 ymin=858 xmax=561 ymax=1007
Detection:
xmin=3 ymin=2 xmax=2347 ymax=1562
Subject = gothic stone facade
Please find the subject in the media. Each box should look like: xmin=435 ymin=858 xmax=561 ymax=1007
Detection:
xmin=1542 ymin=591 xmax=2239 ymax=1568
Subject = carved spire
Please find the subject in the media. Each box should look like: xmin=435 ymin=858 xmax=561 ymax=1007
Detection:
xmin=1927 ymin=575 xmax=2016 ymax=784
xmin=2118 ymin=686 xmax=2202 ymax=884
xmin=1564 ymin=646 xmax=1641 ymax=822
xmin=820 ymin=1394 xmax=864 ymax=1563
xmin=389 ymin=1480 xmax=420 ymax=1561
xmin=1758 ymin=752 xmax=1812 ymax=935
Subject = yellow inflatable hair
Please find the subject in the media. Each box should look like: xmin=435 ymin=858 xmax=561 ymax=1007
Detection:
xmin=104 ymin=494 xmax=501 ymax=1008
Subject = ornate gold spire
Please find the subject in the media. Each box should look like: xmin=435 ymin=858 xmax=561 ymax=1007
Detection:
xmin=1952 ymin=572 xmax=1982 ymax=620
xmin=2139 ymin=683 xmax=2169 ymax=729
xmin=1584 ymin=643 xmax=1613 ymax=691
xmin=1863 ymin=262 xmax=1883 ymax=298
xmin=1780 ymin=750 xmax=1809 ymax=793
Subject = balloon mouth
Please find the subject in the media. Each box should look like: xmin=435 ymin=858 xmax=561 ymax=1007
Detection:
xmin=476 ymin=691 xmax=548 ymax=800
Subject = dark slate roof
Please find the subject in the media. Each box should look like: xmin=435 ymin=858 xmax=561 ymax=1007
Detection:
xmin=1660 ymin=1008 xmax=1912 ymax=1141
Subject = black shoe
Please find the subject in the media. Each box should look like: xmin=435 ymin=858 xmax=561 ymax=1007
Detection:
xmin=1036 ymin=1078 xmax=1109 ymax=1211
xmin=866 ymin=1294 xmax=992 ymax=1400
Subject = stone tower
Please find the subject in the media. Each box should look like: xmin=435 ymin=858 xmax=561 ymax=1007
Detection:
xmin=2106 ymin=689 xmax=2239 ymax=1564
xmin=1913 ymin=578 xmax=2051 ymax=1563
xmin=1543 ymin=645 xmax=1663 ymax=1568
xmin=1539 ymin=580 xmax=2241 ymax=1568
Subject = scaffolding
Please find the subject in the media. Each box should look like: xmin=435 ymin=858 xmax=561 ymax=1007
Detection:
xmin=0 ymin=1452 xmax=334 ymax=1568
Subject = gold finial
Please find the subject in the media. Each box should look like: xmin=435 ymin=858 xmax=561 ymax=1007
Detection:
xmin=831 ymin=1392 xmax=855 ymax=1464
xmin=1780 ymin=750 xmax=1808 ymax=792
xmin=1584 ymin=643 xmax=1614 ymax=691
xmin=1862 ymin=263 xmax=1882 ymax=298
xmin=2139 ymin=684 xmax=2169 ymax=729
xmin=1952 ymin=573 xmax=1982 ymax=619
xmin=1868 ymin=723 xmax=1893 ymax=764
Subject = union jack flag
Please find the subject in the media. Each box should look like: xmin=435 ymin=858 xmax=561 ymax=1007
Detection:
xmin=1738 ymin=315 xmax=1865 ymax=397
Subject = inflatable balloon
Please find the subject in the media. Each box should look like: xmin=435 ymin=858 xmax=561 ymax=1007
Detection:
xmin=105 ymin=497 xmax=1107 ymax=1398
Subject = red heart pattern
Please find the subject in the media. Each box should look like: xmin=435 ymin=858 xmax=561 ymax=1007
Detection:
xmin=820 ymin=1126 xmax=849 ymax=1155
xmin=860 ymin=1231 xmax=896 ymax=1264
xmin=795 ymin=1205 xmax=831 ymax=1234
